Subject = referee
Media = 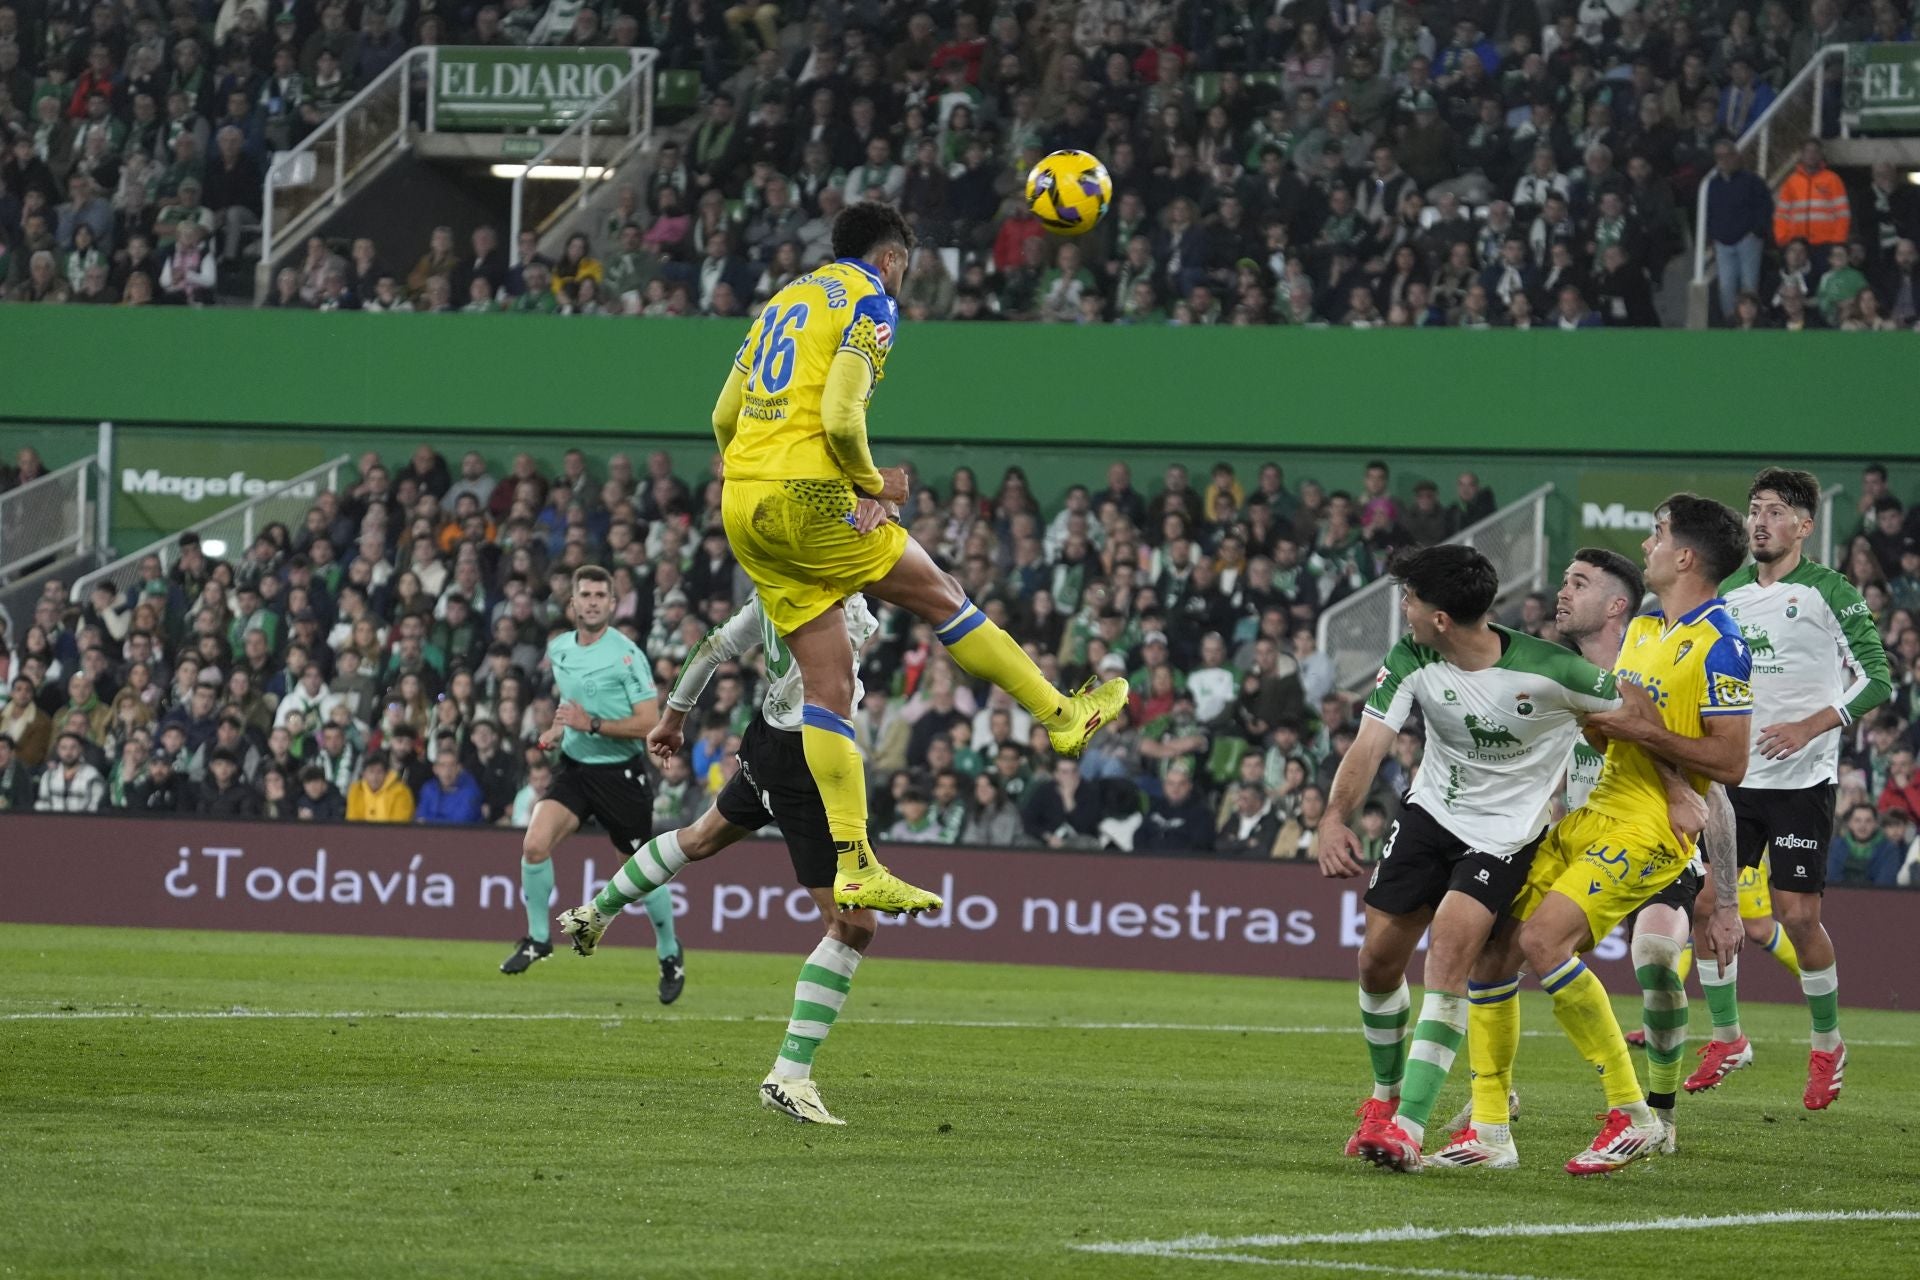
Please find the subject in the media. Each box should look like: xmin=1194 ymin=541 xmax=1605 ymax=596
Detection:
xmin=502 ymin=566 xmax=682 ymax=1001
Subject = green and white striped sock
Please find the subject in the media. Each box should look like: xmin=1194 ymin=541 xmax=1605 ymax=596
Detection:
xmin=1802 ymin=963 xmax=1841 ymax=1052
xmin=593 ymin=832 xmax=689 ymax=917
xmin=1394 ymin=992 xmax=1468 ymax=1147
xmin=1358 ymin=980 xmax=1412 ymax=1102
xmin=1634 ymin=934 xmax=1688 ymax=1103
xmin=771 ymin=938 xmax=862 ymax=1082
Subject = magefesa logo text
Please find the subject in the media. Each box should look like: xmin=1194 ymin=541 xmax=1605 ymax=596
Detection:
xmin=122 ymin=469 xmax=322 ymax=504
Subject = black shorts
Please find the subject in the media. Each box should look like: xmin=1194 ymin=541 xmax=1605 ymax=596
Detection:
xmin=715 ymin=715 xmax=836 ymax=889
xmin=1363 ymin=802 xmax=1541 ymax=918
xmin=1638 ymin=864 xmax=1705 ymax=916
xmin=547 ymin=753 xmax=654 ymax=855
xmin=1729 ymin=782 xmax=1836 ymax=894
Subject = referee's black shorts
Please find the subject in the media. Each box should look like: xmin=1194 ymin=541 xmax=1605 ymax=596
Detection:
xmin=546 ymin=753 xmax=654 ymax=854
xmin=715 ymin=715 xmax=836 ymax=888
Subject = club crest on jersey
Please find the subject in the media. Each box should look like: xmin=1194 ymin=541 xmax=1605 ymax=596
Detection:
xmin=1785 ymin=598 xmax=1800 ymax=619
xmin=1514 ymin=693 xmax=1535 ymax=716
xmin=1674 ymin=640 xmax=1693 ymax=662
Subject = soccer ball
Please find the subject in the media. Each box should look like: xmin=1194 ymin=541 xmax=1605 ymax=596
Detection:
xmin=1025 ymin=149 xmax=1112 ymax=236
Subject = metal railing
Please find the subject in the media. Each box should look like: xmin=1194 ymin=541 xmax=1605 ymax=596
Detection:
xmin=1691 ymin=43 xmax=1850 ymax=323
xmin=260 ymin=47 xmax=432 ymax=280
xmin=1815 ymin=483 xmax=1844 ymax=568
xmin=507 ymin=49 xmax=658 ymax=264
xmin=1318 ymin=484 xmax=1555 ymax=692
xmin=71 ymin=456 xmax=351 ymax=604
xmin=0 ymin=458 xmax=98 ymax=581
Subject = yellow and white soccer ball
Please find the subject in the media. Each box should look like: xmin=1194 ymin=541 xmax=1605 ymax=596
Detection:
xmin=1024 ymin=149 xmax=1112 ymax=236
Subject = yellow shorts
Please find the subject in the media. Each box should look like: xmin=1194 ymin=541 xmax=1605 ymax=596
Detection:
xmin=1738 ymin=858 xmax=1773 ymax=920
xmin=722 ymin=477 xmax=908 ymax=635
xmin=1509 ymin=806 xmax=1690 ymax=948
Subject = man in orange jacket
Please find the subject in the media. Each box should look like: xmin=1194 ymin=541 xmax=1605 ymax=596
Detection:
xmin=1773 ymin=140 xmax=1851 ymax=248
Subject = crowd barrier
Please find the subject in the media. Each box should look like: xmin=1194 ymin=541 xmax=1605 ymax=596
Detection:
xmin=5 ymin=816 xmax=1909 ymax=1008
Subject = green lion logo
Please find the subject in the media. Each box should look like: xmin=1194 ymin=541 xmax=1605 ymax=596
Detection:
xmin=1463 ymin=714 xmax=1522 ymax=749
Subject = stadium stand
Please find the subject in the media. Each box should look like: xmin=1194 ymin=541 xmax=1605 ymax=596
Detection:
xmin=1 ymin=2 xmax=1914 ymax=326
xmin=2 ymin=444 xmax=1916 ymax=885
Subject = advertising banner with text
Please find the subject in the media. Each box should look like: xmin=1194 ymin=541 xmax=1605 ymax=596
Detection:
xmin=5 ymin=817 xmax=1911 ymax=1008
xmin=433 ymin=48 xmax=638 ymax=130
xmin=1845 ymin=43 xmax=1920 ymax=133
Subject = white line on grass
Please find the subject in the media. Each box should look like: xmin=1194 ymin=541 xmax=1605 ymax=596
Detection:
xmin=1 ymin=1008 xmax=1916 ymax=1047
xmin=1120 ymin=1251 xmax=1558 ymax=1280
xmin=1077 ymin=1209 xmax=1920 ymax=1259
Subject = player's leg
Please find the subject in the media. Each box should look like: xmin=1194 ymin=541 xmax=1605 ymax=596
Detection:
xmin=1631 ymin=900 xmax=1693 ymax=1145
xmin=1743 ymin=854 xmax=1802 ymax=973
xmin=1693 ymin=785 xmax=1771 ymax=1056
xmin=865 ymin=537 xmax=1127 ymax=758
xmin=759 ymin=772 xmax=873 ymax=1125
xmin=1362 ymin=890 xmax=1505 ymax=1171
xmin=503 ymin=797 xmax=580 ymax=973
xmin=1775 ymin=886 xmax=1845 ymax=1108
xmin=561 ymin=782 xmax=753 ymax=955
xmin=1438 ymin=926 xmax=1524 ymax=1165
xmin=1521 ymin=887 xmax=1667 ymax=1173
xmin=1349 ymin=905 xmax=1425 ymax=1155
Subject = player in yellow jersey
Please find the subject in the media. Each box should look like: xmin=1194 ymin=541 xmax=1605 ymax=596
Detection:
xmin=709 ymin=202 xmax=1128 ymax=916
xmin=1503 ymin=495 xmax=1753 ymax=1175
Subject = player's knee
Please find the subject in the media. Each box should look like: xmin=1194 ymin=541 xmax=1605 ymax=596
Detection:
xmin=1356 ymin=946 xmax=1401 ymax=993
xmin=1630 ymin=932 xmax=1683 ymax=971
xmin=1773 ymin=893 xmax=1820 ymax=932
xmin=1516 ymin=920 xmax=1560 ymax=974
xmin=520 ymin=834 xmax=551 ymax=864
xmin=827 ymin=914 xmax=875 ymax=952
xmin=1744 ymin=918 xmax=1775 ymax=945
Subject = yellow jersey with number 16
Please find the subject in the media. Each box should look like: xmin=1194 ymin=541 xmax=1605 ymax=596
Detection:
xmin=1585 ymin=598 xmax=1753 ymax=829
xmin=723 ymin=258 xmax=898 ymax=484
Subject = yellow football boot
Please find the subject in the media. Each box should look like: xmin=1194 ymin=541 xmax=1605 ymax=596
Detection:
xmin=1047 ymin=676 xmax=1131 ymax=759
xmin=831 ymin=841 xmax=942 ymax=915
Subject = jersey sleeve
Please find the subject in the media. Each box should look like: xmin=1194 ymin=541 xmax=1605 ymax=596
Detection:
xmin=665 ymin=598 xmax=765 ymax=712
xmin=838 ymin=291 xmax=896 ymax=385
xmin=731 ymin=306 xmax=763 ymax=377
xmin=1531 ymin=639 xmax=1622 ymax=715
xmin=1819 ymin=574 xmax=1894 ymax=726
xmin=1699 ymin=632 xmax=1754 ymax=717
xmin=1363 ymin=639 xmax=1422 ymax=732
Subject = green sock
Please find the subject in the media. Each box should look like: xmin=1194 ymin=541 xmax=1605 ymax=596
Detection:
xmin=594 ymin=832 xmax=689 ymax=915
xmin=520 ymin=857 xmax=554 ymax=945
xmin=1357 ymin=980 xmax=1411 ymax=1101
xmin=1802 ymin=963 xmax=1841 ymax=1051
xmin=1634 ymin=935 xmax=1688 ymax=1102
xmin=1696 ymin=957 xmax=1743 ymax=1042
xmin=1393 ymin=992 xmax=1467 ymax=1146
xmin=770 ymin=937 xmax=862 ymax=1081
xmin=643 ymin=886 xmax=678 ymax=960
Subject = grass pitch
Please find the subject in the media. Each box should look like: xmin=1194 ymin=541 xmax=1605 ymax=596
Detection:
xmin=2 ymin=925 xmax=1916 ymax=1279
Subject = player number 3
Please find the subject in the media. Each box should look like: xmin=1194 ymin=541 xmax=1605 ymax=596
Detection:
xmin=746 ymin=302 xmax=810 ymax=394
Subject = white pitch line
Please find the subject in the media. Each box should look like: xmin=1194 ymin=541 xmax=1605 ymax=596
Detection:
xmin=1077 ymin=1209 xmax=1920 ymax=1256
xmin=1138 ymin=1250 xmax=1561 ymax=1280
xmin=0 ymin=1008 xmax=1915 ymax=1047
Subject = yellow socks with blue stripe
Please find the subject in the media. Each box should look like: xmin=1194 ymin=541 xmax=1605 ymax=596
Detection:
xmin=771 ymin=937 xmax=862 ymax=1081
xmin=935 ymin=599 xmax=1068 ymax=728
xmin=1467 ymin=975 xmax=1520 ymax=1139
xmin=801 ymin=704 xmax=871 ymax=854
xmin=1676 ymin=938 xmax=1694 ymax=984
xmin=1763 ymin=920 xmax=1802 ymax=977
xmin=1393 ymin=992 xmax=1467 ymax=1147
xmin=642 ymin=886 xmax=678 ymax=960
xmin=1542 ymin=956 xmax=1652 ymax=1121
xmin=1633 ymin=934 xmax=1689 ymax=1112
xmin=1358 ymin=981 xmax=1411 ymax=1102
xmin=520 ymin=857 xmax=554 ymax=945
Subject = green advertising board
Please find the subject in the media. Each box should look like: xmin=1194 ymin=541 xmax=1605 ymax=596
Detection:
xmin=111 ymin=433 xmax=338 ymax=540
xmin=1844 ymin=42 xmax=1920 ymax=132
xmin=433 ymin=47 xmax=637 ymax=131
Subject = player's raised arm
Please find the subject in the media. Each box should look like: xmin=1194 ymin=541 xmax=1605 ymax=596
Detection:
xmin=654 ymin=598 xmax=767 ymax=761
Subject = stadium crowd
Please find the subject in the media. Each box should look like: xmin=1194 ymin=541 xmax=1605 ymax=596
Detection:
xmin=1 ymin=1 xmax=1916 ymax=325
xmin=2 ymin=443 xmax=1918 ymax=886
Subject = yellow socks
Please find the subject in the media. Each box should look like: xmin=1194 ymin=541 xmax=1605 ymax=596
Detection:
xmin=1543 ymin=957 xmax=1642 ymax=1110
xmin=1467 ymin=976 xmax=1521 ymax=1126
xmin=936 ymin=600 xmax=1067 ymax=727
xmin=801 ymin=705 xmax=869 ymax=852
xmin=1763 ymin=920 xmax=1802 ymax=977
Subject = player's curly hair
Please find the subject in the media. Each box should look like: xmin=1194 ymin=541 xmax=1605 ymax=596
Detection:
xmin=1749 ymin=467 xmax=1821 ymax=516
xmin=832 ymin=201 xmax=916 ymax=262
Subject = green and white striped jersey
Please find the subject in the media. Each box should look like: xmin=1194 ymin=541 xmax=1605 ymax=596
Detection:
xmin=666 ymin=593 xmax=876 ymax=732
xmin=1722 ymin=558 xmax=1893 ymax=789
xmin=1367 ymin=626 xmax=1620 ymax=852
